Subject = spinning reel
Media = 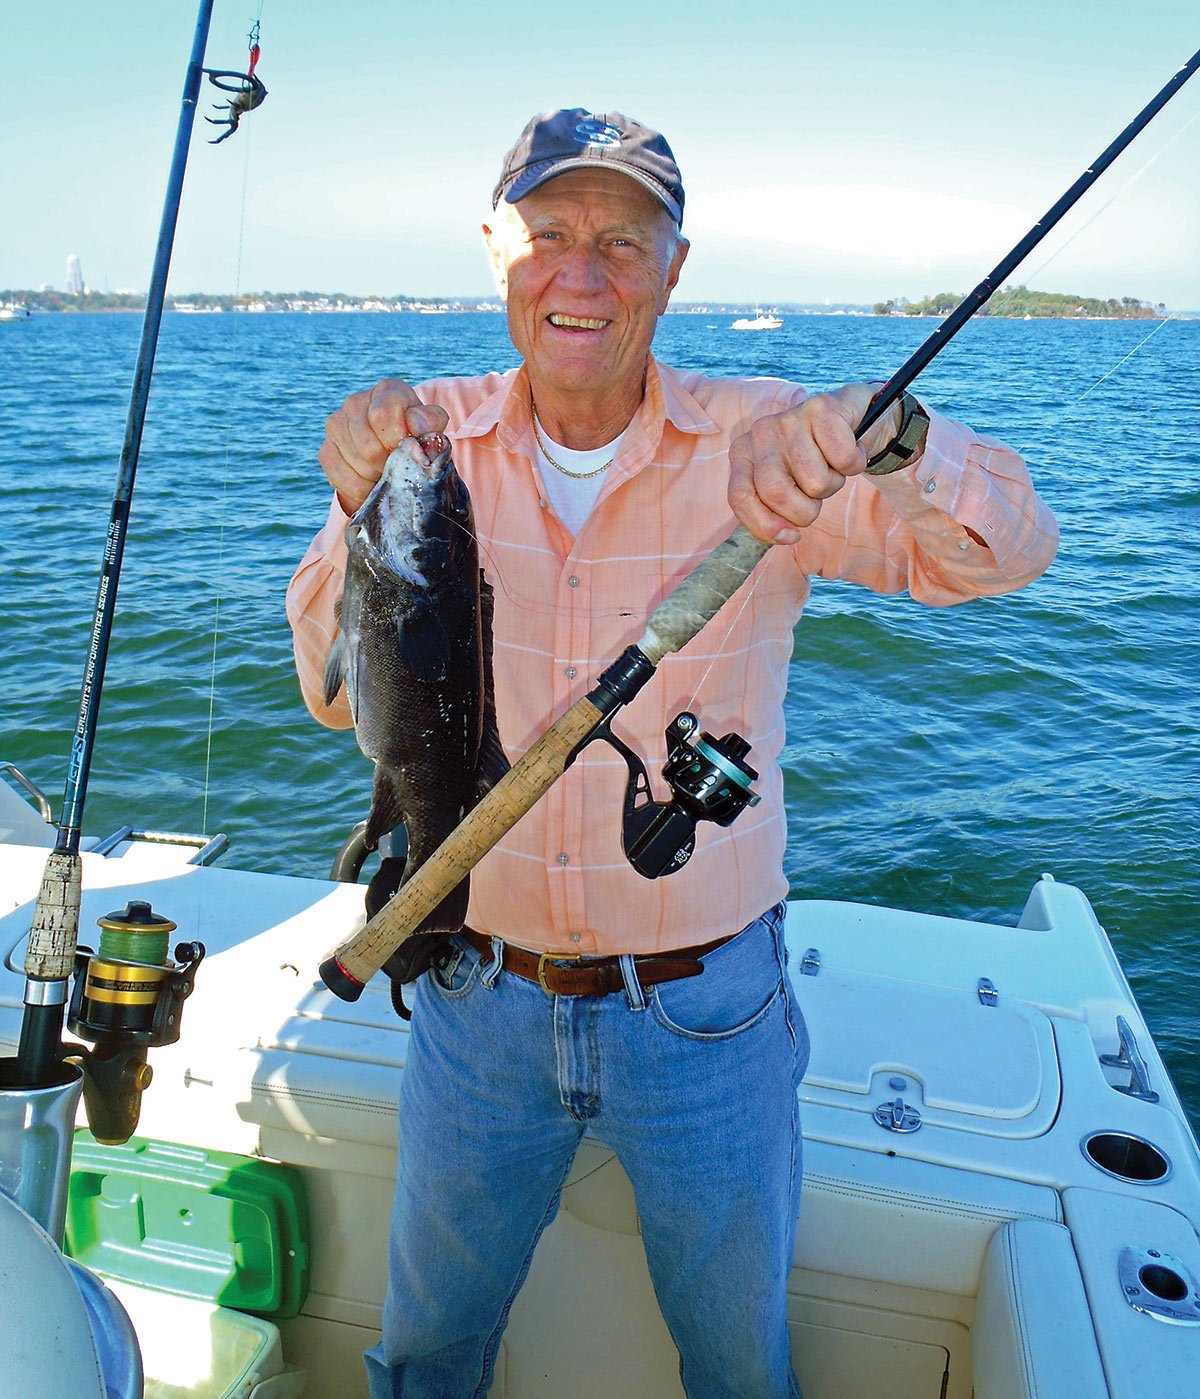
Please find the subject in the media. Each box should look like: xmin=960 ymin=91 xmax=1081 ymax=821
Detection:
xmin=592 ymin=712 xmax=760 ymax=879
xmin=67 ymin=901 xmax=204 ymax=1144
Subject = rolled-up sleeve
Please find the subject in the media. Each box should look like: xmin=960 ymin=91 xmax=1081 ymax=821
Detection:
xmin=798 ymin=409 xmax=1059 ymax=605
xmin=285 ymin=497 xmax=354 ymax=728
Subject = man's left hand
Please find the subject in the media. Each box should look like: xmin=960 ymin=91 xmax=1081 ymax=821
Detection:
xmin=728 ymin=383 xmax=903 ymax=545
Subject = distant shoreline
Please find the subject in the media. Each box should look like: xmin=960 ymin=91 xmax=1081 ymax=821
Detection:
xmin=2 ymin=290 xmax=1195 ymax=320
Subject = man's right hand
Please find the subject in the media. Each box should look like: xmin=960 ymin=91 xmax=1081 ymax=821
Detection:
xmin=319 ymin=380 xmax=450 ymax=516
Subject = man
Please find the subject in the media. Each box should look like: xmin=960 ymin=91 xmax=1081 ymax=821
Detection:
xmin=288 ymin=109 xmax=1058 ymax=1398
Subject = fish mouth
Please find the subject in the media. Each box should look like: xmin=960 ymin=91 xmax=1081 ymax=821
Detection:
xmin=415 ymin=431 xmax=451 ymax=465
xmin=350 ymin=436 xmax=453 ymax=527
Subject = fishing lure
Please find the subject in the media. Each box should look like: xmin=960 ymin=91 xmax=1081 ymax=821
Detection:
xmin=204 ymin=21 xmax=267 ymax=144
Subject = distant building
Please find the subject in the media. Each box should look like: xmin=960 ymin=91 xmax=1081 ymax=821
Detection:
xmin=65 ymin=254 xmax=85 ymax=295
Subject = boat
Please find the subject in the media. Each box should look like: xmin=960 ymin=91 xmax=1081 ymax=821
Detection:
xmin=0 ymin=304 xmax=31 ymax=321
xmin=732 ymin=307 xmax=783 ymax=330
xmin=3 ymin=769 xmax=1199 ymax=1397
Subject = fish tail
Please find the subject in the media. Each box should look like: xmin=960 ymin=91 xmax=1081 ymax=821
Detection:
xmin=367 ymin=857 xmax=471 ymax=936
xmin=364 ymin=766 xmax=406 ymax=851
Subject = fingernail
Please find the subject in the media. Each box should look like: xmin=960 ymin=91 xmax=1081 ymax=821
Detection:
xmin=774 ymin=528 xmax=801 ymax=546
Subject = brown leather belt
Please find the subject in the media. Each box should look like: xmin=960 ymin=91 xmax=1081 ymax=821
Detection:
xmin=459 ymin=929 xmax=735 ymax=997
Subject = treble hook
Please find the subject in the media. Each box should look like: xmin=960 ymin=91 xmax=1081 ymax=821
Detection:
xmin=202 ymin=69 xmax=268 ymax=144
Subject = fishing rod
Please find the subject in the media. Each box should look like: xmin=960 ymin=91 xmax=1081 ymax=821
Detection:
xmin=14 ymin=0 xmax=265 ymax=1090
xmin=320 ymin=43 xmax=1200 ymax=999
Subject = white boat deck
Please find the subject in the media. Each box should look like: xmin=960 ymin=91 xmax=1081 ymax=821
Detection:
xmin=2 ymin=827 xmax=1199 ymax=1397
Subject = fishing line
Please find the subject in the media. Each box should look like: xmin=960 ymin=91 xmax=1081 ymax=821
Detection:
xmin=201 ymin=88 xmax=256 ymax=833
xmin=988 ymin=109 xmax=1199 ymax=319
xmin=1075 ymin=314 xmax=1177 ymax=401
xmin=683 ymin=565 xmax=766 ymax=715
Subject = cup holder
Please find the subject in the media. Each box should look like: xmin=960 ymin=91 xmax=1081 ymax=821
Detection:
xmin=1081 ymin=1130 xmax=1172 ymax=1184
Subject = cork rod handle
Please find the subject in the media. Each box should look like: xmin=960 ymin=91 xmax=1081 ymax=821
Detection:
xmin=321 ymin=694 xmax=605 ymax=993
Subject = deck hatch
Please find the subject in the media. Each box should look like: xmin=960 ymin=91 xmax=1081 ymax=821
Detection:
xmin=794 ymin=967 xmax=1059 ymax=1139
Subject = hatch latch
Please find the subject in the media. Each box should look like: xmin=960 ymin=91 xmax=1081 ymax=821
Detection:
xmin=873 ymin=1097 xmax=922 ymax=1134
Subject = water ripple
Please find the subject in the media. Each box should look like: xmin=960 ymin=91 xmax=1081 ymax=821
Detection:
xmin=2 ymin=311 xmax=1197 ymax=1120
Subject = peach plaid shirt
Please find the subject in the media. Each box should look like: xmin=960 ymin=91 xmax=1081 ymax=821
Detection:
xmin=287 ymin=357 xmax=1057 ymax=956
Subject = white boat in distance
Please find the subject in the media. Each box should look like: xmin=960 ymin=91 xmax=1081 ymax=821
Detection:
xmin=732 ymin=307 xmax=783 ymax=330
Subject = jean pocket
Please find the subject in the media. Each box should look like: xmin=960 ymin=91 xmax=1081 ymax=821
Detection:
xmin=649 ymin=913 xmax=785 ymax=1041
xmin=427 ymin=938 xmax=483 ymax=999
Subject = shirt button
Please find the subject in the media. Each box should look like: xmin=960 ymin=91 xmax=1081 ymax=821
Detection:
xmin=569 ymin=932 xmax=582 ymax=944
xmin=565 ymin=665 xmax=577 ymax=679
xmin=568 ymin=575 xmax=580 ymax=588
xmin=538 ymin=498 xmax=549 ymax=509
xmin=923 ymin=478 xmax=937 ymax=494
xmin=558 ymin=852 xmax=570 ymax=866
xmin=958 ymin=538 xmax=971 ymax=550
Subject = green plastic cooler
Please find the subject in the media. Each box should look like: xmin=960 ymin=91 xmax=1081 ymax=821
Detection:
xmin=65 ymin=1131 xmax=309 ymax=1317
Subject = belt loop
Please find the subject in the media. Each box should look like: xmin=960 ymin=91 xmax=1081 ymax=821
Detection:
xmin=480 ymin=936 xmax=504 ymax=990
xmin=618 ymin=953 xmax=646 ymax=1011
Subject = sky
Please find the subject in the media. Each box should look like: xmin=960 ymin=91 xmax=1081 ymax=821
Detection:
xmin=2 ymin=0 xmax=1198 ymax=307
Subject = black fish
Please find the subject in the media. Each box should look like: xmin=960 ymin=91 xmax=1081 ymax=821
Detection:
xmin=323 ymin=433 xmax=507 ymax=988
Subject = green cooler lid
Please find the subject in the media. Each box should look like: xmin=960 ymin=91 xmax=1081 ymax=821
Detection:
xmin=65 ymin=1131 xmax=309 ymax=1319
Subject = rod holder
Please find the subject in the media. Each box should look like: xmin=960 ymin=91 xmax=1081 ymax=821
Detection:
xmin=0 ymin=1057 xmax=85 ymax=1244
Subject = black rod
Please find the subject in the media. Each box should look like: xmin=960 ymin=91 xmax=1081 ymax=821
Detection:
xmin=16 ymin=0 xmax=216 ymax=1087
xmin=855 ymin=45 xmax=1200 ymax=439
xmin=57 ymin=0 xmax=217 ymax=845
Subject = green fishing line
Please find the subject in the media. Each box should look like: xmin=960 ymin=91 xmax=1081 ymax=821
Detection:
xmin=97 ymin=926 xmax=169 ymax=966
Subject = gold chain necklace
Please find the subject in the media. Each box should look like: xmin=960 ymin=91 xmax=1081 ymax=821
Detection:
xmin=531 ymin=411 xmax=615 ymax=479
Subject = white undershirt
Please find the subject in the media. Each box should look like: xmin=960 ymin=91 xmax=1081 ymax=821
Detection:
xmin=533 ymin=416 xmax=624 ymax=537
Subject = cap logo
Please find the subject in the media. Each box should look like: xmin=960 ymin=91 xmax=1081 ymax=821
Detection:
xmin=573 ymin=118 xmax=622 ymax=148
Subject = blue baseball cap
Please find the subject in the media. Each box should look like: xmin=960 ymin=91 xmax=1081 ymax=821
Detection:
xmin=493 ymin=108 xmax=685 ymax=226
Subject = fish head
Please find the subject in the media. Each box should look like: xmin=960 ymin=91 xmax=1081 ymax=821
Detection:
xmin=347 ymin=433 xmax=475 ymax=589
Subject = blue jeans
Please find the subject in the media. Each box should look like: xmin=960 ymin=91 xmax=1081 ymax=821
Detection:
xmin=364 ymin=902 xmax=809 ymax=1399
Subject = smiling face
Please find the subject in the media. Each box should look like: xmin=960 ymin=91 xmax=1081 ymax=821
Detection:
xmin=483 ymin=169 xmax=689 ymax=444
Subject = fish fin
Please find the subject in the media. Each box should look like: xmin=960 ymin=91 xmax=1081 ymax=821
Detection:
xmin=323 ymin=633 xmax=348 ymax=706
xmin=364 ymin=767 xmax=407 ymax=851
xmin=475 ymin=570 xmax=510 ymax=798
xmin=364 ymin=855 xmax=407 ymax=919
xmin=480 ymin=570 xmax=499 ymax=702
xmin=476 ymin=711 xmax=510 ymax=801
xmin=397 ymin=604 xmax=452 ymax=684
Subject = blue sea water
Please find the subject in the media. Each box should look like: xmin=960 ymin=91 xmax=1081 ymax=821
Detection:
xmin=1 ymin=310 xmax=1197 ymax=1118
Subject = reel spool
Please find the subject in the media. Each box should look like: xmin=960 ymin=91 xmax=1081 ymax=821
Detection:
xmin=67 ymin=900 xmax=204 ymax=1143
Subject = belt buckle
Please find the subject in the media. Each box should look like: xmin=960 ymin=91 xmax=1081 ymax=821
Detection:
xmin=537 ymin=951 xmax=582 ymax=994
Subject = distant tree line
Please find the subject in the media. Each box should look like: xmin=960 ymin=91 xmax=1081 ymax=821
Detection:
xmin=874 ymin=286 xmax=1166 ymax=319
xmin=2 ymin=289 xmax=148 ymax=313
